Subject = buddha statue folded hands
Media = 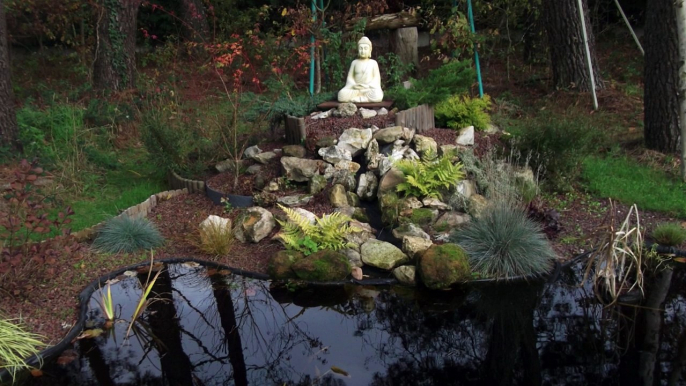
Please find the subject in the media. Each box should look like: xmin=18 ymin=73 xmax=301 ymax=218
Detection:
xmin=337 ymin=36 xmax=384 ymax=103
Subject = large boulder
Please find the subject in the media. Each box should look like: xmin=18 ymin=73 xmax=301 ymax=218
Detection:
xmin=456 ymin=126 xmax=475 ymax=146
xmin=356 ymin=172 xmax=379 ymax=201
xmin=244 ymin=145 xmax=261 ymax=159
xmin=468 ymin=194 xmax=489 ymax=219
xmin=338 ymin=128 xmax=373 ymax=157
xmin=318 ymin=146 xmax=352 ymax=164
xmin=234 ymin=207 xmax=276 ymax=243
xmin=199 ymin=215 xmax=232 ymax=235
xmin=282 ymin=145 xmax=307 ymax=158
xmin=393 ymin=223 xmax=431 ymax=240
xmin=413 ymin=135 xmax=438 ymax=160
xmin=291 ymin=249 xmax=351 ymax=281
xmin=373 ymin=126 xmax=415 ymax=144
xmin=333 ymin=102 xmax=358 ymax=118
xmin=402 ymin=236 xmax=433 ymax=259
xmin=418 ymin=244 xmax=471 ymax=290
xmin=329 ymin=184 xmax=350 ymax=208
xmin=360 ymin=239 xmax=409 ymax=270
xmin=392 ymin=265 xmax=416 ymax=286
xmin=377 ymin=167 xmax=405 ymax=195
xmin=281 ymin=157 xmax=325 ymax=182
xmin=308 ymin=174 xmax=328 ymax=195
xmin=267 ymin=250 xmax=304 ymax=280
xmin=433 ymin=211 xmax=470 ymax=233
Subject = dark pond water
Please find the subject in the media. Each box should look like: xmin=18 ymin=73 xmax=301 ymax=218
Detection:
xmin=26 ymin=261 xmax=686 ymax=386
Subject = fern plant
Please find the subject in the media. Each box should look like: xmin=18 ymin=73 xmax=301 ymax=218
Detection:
xmin=276 ymin=205 xmax=354 ymax=255
xmin=394 ymin=153 xmax=465 ymax=199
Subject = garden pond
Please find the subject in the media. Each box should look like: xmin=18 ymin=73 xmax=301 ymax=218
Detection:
xmin=22 ymin=260 xmax=686 ymax=385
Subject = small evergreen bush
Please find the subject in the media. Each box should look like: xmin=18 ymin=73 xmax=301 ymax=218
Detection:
xmin=509 ymin=114 xmax=607 ymax=192
xmin=451 ymin=203 xmax=556 ymax=278
xmin=93 ymin=216 xmax=165 ymax=254
xmin=386 ymin=60 xmax=475 ymax=110
xmin=651 ymin=223 xmax=686 ymax=246
xmin=435 ymin=94 xmax=492 ymax=131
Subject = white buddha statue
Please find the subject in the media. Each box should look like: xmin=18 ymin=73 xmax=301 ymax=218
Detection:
xmin=337 ymin=36 xmax=384 ymax=103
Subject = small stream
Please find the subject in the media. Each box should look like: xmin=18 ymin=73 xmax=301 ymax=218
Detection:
xmin=26 ymin=261 xmax=686 ymax=385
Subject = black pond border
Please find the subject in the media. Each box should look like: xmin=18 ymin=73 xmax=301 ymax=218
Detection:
xmin=205 ymin=179 xmax=254 ymax=207
xmin=0 ymin=250 xmax=606 ymax=383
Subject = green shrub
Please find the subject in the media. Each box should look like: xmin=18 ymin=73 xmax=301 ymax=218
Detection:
xmin=0 ymin=317 xmax=45 ymax=383
xmin=651 ymin=223 xmax=686 ymax=246
xmin=386 ymin=60 xmax=475 ymax=110
xmin=509 ymin=114 xmax=607 ymax=192
xmin=92 ymin=216 xmax=165 ymax=254
xmin=276 ymin=205 xmax=355 ymax=255
xmin=395 ymin=153 xmax=465 ymax=199
xmin=435 ymin=94 xmax=492 ymax=131
xmin=451 ymin=203 xmax=556 ymax=278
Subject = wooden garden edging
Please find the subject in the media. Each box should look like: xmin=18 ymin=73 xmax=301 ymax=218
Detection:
xmin=168 ymin=170 xmax=205 ymax=193
xmin=395 ymin=104 xmax=434 ymax=133
xmin=72 ymin=188 xmax=188 ymax=242
xmin=285 ymin=114 xmax=307 ymax=145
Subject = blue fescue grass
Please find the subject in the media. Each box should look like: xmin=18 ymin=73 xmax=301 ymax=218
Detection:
xmin=451 ymin=204 xmax=556 ymax=279
xmin=92 ymin=216 xmax=164 ymax=254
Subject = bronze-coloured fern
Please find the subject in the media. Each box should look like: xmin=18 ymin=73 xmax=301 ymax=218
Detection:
xmin=276 ymin=205 xmax=355 ymax=255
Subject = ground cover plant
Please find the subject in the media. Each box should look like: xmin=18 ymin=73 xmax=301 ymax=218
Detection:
xmin=1 ymin=2 xmax=686 ymax=379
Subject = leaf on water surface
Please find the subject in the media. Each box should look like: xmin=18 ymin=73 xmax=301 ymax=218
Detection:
xmin=76 ymin=329 xmax=104 ymax=340
xmin=30 ymin=368 xmax=43 ymax=377
xmin=330 ymin=366 xmax=350 ymax=377
xmin=245 ymin=288 xmax=256 ymax=297
xmin=674 ymin=257 xmax=686 ymax=263
xmin=105 ymin=278 xmax=120 ymax=285
xmin=183 ymin=261 xmax=201 ymax=268
xmin=123 ymin=270 xmax=138 ymax=277
xmin=56 ymin=349 xmax=78 ymax=365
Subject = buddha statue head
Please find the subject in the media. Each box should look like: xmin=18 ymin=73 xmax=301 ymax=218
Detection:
xmin=357 ymin=36 xmax=372 ymax=59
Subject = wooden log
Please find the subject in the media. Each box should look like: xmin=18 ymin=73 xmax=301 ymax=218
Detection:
xmin=390 ymin=27 xmax=419 ymax=68
xmin=345 ymin=11 xmax=419 ymax=32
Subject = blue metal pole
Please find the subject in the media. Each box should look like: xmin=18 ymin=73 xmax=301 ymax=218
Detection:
xmin=309 ymin=0 xmax=316 ymax=95
xmin=466 ymin=0 xmax=484 ymax=98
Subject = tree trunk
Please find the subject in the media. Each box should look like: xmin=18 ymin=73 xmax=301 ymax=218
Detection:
xmin=180 ymin=0 xmax=210 ymax=43
xmin=93 ymin=0 xmax=141 ymax=91
xmin=0 ymin=0 xmax=19 ymax=151
xmin=644 ymin=0 xmax=680 ymax=153
xmin=674 ymin=0 xmax=686 ymax=180
xmin=542 ymin=0 xmax=603 ymax=91
xmin=390 ymin=27 xmax=418 ymax=69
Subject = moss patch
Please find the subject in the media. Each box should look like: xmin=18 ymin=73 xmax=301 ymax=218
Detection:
xmin=267 ymin=250 xmax=304 ymax=280
xmin=408 ymin=208 xmax=437 ymax=226
xmin=291 ymin=249 xmax=351 ymax=282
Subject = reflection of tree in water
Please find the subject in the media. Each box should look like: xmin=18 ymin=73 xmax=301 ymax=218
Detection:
xmin=366 ymin=283 xmax=543 ymax=386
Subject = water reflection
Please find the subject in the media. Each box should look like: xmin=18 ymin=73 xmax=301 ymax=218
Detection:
xmin=30 ymin=263 xmax=686 ymax=385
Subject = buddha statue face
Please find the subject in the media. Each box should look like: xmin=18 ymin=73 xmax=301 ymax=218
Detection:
xmin=358 ymin=39 xmax=372 ymax=59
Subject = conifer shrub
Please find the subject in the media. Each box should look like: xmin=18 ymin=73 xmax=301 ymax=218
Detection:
xmin=386 ymin=60 xmax=475 ymax=110
xmin=92 ymin=216 xmax=165 ymax=254
xmin=435 ymin=94 xmax=492 ymax=131
xmin=651 ymin=223 xmax=686 ymax=247
xmin=451 ymin=203 xmax=556 ymax=279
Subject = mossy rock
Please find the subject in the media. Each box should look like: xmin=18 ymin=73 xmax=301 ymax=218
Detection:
xmin=352 ymin=207 xmax=370 ymax=223
xmin=418 ymin=244 xmax=471 ymax=290
xmin=268 ymin=250 xmax=305 ymax=280
xmin=405 ymin=208 xmax=438 ymax=226
xmin=291 ymin=249 xmax=352 ymax=282
xmin=379 ymin=192 xmax=401 ymax=226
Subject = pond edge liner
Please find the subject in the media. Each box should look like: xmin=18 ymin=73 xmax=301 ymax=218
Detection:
xmin=1 ymin=251 xmax=593 ymax=382
xmin=205 ymin=179 xmax=254 ymax=207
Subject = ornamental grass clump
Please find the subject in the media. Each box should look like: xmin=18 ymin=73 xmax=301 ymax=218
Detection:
xmin=0 ymin=317 xmax=45 ymax=382
xmin=92 ymin=216 xmax=164 ymax=254
xmin=651 ymin=222 xmax=686 ymax=247
xmin=451 ymin=203 xmax=556 ymax=279
xmin=198 ymin=220 xmax=234 ymax=256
